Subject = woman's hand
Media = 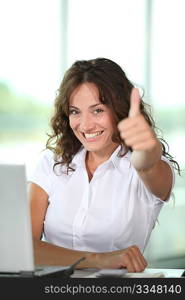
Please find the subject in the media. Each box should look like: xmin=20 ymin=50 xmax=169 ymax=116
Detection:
xmin=118 ymin=88 xmax=158 ymax=152
xmin=118 ymin=88 xmax=162 ymax=171
xmin=97 ymin=245 xmax=147 ymax=272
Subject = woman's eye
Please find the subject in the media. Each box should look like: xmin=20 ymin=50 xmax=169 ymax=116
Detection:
xmin=69 ymin=110 xmax=78 ymax=115
xmin=94 ymin=108 xmax=104 ymax=114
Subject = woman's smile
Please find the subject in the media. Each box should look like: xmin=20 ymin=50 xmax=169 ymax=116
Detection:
xmin=69 ymin=82 xmax=118 ymax=155
xmin=82 ymin=130 xmax=104 ymax=141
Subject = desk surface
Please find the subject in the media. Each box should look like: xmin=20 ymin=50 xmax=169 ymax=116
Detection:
xmin=71 ymin=268 xmax=185 ymax=278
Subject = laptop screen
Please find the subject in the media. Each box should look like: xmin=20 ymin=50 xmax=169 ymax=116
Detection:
xmin=0 ymin=164 xmax=34 ymax=273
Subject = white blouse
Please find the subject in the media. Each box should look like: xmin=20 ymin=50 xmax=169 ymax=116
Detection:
xmin=28 ymin=146 xmax=175 ymax=253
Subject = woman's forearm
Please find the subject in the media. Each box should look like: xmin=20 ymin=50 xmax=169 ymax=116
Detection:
xmin=33 ymin=239 xmax=147 ymax=272
xmin=33 ymin=238 xmax=99 ymax=269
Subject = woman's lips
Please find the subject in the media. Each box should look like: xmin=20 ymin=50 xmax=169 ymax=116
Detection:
xmin=83 ymin=131 xmax=104 ymax=139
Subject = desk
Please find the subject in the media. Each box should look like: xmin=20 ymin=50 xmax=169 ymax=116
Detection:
xmin=71 ymin=268 xmax=185 ymax=278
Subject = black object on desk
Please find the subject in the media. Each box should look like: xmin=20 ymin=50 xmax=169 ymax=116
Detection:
xmin=0 ymin=257 xmax=85 ymax=278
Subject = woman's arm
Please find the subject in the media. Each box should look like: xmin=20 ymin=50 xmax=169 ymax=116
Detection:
xmin=33 ymin=239 xmax=147 ymax=271
xmin=28 ymin=183 xmax=147 ymax=271
xmin=133 ymin=152 xmax=173 ymax=200
xmin=29 ymin=182 xmax=49 ymax=240
xmin=118 ymin=88 xmax=173 ymax=200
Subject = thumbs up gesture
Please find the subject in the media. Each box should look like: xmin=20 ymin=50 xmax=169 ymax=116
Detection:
xmin=128 ymin=87 xmax=141 ymax=118
xmin=118 ymin=88 xmax=162 ymax=170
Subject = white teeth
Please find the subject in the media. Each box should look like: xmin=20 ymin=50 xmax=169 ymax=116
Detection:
xmin=84 ymin=131 xmax=103 ymax=139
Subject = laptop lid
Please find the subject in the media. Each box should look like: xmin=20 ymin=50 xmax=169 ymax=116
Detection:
xmin=0 ymin=163 xmax=34 ymax=273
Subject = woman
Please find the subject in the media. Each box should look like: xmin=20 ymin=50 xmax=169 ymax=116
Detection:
xmin=28 ymin=58 xmax=180 ymax=272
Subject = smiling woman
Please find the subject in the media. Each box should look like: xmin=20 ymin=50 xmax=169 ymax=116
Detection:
xmin=69 ymin=83 xmax=118 ymax=159
xmin=28 ymin=57 xmax=180 ymax=272
xmin=68 ymin=82 xmax=119 ymax=181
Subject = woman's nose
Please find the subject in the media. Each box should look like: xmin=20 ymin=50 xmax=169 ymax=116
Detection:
xmin=80 ymin=114 xmax=95 ymax=132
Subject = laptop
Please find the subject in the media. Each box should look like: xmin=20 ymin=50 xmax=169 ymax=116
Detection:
xmin=0 ymin=163 xmax=84 ymax=278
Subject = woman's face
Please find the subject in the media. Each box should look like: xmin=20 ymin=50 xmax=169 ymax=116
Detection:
xmin=69 ymin=82 xmax=119 ymax=155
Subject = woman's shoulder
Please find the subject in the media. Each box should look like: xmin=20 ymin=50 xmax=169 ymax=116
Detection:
xmin=32 ymin=148 xmax=59 ymax=175
xmin=37 ymin=148 xmax=55 ymax=164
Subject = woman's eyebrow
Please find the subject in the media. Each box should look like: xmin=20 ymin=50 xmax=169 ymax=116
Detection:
xmin=69 ymin=103 xmax=103 ymax=110
xmin=89 ymin=103 xmax=103 ymax=108
xmin=69 ymin=105 xmax=79 ymax=109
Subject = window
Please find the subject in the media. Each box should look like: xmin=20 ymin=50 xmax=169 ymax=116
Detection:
xmin=143 ymin=0 xmax=185 ymax=268
xmin=0 ymin=0 xmax=63 ymax=177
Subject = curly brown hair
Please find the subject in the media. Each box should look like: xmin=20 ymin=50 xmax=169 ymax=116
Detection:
xmin=46 ymin=57 xmax=181 ymax=175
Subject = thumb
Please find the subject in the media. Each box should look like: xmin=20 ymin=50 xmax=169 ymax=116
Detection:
xmin=129 ymin=88 xmax=141 ymax=118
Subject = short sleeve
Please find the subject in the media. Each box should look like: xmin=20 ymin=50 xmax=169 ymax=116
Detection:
xmin=27 ymin=150 xmax=54 ymax=195
xmin=160 ymin=155 xmax=176 ymax=202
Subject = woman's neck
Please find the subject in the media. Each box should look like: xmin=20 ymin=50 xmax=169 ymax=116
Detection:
xmin=85 ymin=144 xmax=119 ymax=180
